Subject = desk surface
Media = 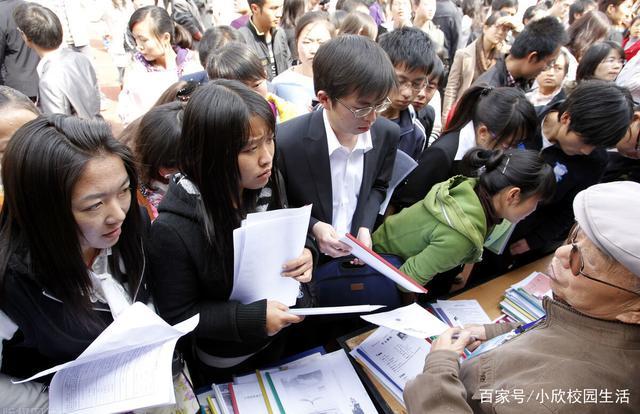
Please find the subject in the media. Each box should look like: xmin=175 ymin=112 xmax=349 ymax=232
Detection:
xmin=341 ymin=255 xmax=553 ymax=414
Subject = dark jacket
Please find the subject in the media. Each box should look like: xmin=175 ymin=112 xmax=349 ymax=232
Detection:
xmin=1 ymin=234 xmax=151 ymax=376
xmin=472 ymin=57 xmax=532 ymax=91
xmin=276 ymin=108 xmax=400 ymax=234
xmin=238 ymin=19 xmax=291 ymax=81
xmin=391 ymin=130 xmax=463 ymax=210
xmin=433 ymin=0 xmax=462 ymax=65
xmin=149 ymin=177 xmax=314 ymax=361
xmin=0 ymin=0 xmax=40 ymax=97
xmin=393 ymin=106 xmax=427 ymax=161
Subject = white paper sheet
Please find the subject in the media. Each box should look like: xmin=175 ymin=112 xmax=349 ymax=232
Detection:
xmin=361 ymin=303 xmax=449 ymax=338
xmin=230 ymin=381 xmax=270 ymax=414
xmin=434 ymin=300 xmax=492 ymax=327
xmin=231 ymin=205 xmax=312 ymax=306
xmin=288 ymin=305 xmax=385 ymax=316
xmin=379 ymin=149 xmax=418 ymax=215
xmin=15 ymin=303 xmax=199 ymax=414
xmin=267 ymin=350 xmax=377 ymax=414
xmin=339 ymin=233 xmax=428 ymax=293
xmin=350 ymin=327 xmax=430 ymax=403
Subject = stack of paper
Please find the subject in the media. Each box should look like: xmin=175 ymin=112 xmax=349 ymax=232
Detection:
xmin=431 ymin=299 xmax=492 ymax=327
xmin=499 ymin=272 xmax=552 ymax=323
xmin=361 ymin=303 xmax=449 ymax=338
xmin=231 ymin=205 xmax=312 ymax=306
xmin=197 ymin=350 xmax=377 ymax=414
xmin=15 ymin=303 xmax=199 ymax=414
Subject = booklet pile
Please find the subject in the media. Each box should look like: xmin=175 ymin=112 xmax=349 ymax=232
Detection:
xmin=196 ymin=349 xmax=377 ymax=414
xmin=499 ymin=271 xmax=552 ymax=323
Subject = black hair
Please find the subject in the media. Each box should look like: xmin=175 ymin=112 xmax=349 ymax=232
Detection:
xmin=129 ymin=6 xmax=191 ymax=50
xmin=378 ymin=27 xmax=437 ymax=76
xmin=207 ymin=42 xmax=266 ymax=83
xmin=294 ymin=11 xmax=335 ymax=45
xmin=313 ymin=35 xmax=397 ymax=101
xmin=13 ymin=3 xmax=62 ymax=50
xmin=248 ymin=0 xmax=266 ymax=7
xmin=282 ymin=0 xmax=307 ymax=29
xmin=198 ymin=26 xmax=242 ymax=67
xmin=575 ymin=40 xmax=624 ymax=81
xmin=0 ymin=115 xmax=144 ymax=324
xmin=556 ymin=79 xmax=633 ymax=147
xmin=0 ymin=86 xmax=39 ymax=115
xmin=336 ymin=0 xmax=368 ymax=12
xmin=178 ymin=80 xmax=278 ymax=279
xmin=429 ymin=56 xmax=445 ymax=85
xmin=338 ymin=11 xmax=378 ymax=39
xmin=569 ymin=0 xmax=596 ymax=24
xmin=462 ymin=148 xmax=556 ymax=202
xmin=491 ymin=0 xmax=518 ymax=12
xmin=598 ymin=0 xmax=627 ymax=14
xmin=444 ymin=86 xmax=538 ymax=148
xmin=135 ymin=101 xmax=184 ymax=187
xmin=509 ymin=16 xmax=568 ymax=60
xmin=485 ymin=10 xmax=511 ymax=26
xmin=567 ymin=10 xmax=611 ymax=60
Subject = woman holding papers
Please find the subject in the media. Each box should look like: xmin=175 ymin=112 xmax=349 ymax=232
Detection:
xmin=0 ymin=115 xmax=151 ymax=405
xmin=148 ymin=80 xmax=315 ymax=384
xmin=373 ymin=148 xmax=555 ymax=290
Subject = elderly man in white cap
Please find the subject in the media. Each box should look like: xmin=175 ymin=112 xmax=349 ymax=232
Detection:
xmin=404 ymin=181 xmax=640 ymax=413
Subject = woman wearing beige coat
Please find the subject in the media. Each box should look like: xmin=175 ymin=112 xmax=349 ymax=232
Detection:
xmin=442 ymin=11 xmax=516 ymax=124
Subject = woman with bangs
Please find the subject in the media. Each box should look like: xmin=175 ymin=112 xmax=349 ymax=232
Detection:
xmin=148 ymin=80 xmax=315 ymax=384
xmin=392 ymin=85 xmax=538 ymax=212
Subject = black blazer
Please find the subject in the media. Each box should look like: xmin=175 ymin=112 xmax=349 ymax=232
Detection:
xmin=276 ymin=109 xmax=400 ymax=234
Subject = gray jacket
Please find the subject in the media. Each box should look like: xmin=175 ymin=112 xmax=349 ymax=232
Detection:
xmin=238 ymin=20 xmax=291 ymax=81
xmin=38 ymin=48 xmax=100 ymax=119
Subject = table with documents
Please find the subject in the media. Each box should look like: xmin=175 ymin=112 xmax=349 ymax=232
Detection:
xmin=338 ymin=255 xmax=553 ymax=414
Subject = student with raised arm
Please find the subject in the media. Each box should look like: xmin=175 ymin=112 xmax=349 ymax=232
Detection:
xmin=148 ymin=80 xmax=315 ymax=383
xmin=276 ymin=35 xmax=400 ymax=258
xmin=0 ymin=115 xmax=151 ymax=408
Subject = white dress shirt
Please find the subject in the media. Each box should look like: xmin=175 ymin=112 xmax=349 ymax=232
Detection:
xmin=454 ymin=121 xmax=478 ymax=160
xmin=323 ymin=110 xmax=373 ymax=236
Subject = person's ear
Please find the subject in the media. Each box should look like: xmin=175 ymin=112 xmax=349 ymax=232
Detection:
xmin=616 ymin=310 xmax=640 ymax=324
xmin=606 ymin=4 xmax=616 ymax=17
xmin=527 ymin=51 xmax=540 ymax=64
xmin=250 ymin=3 xmax=261 ymax=15
xmin=160 ymin=31 xmax=171 ymax=46
xmin=316 ymin=90 xmax=332 ymax=110
xmin=476 ymin=124 xmax=492 ymax=148
xmin=506 ymin=187 xmax=522 ymax=205
xmin=559 ymin=111 xmax=571 ymax=126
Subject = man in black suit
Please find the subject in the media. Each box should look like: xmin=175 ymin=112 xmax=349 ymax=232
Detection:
xmin=277 ymin=35 xmax=400 ymax=258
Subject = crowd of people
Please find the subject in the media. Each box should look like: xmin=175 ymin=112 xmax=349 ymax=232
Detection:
xmin=0 ymin=0 xmax=639 ymax=411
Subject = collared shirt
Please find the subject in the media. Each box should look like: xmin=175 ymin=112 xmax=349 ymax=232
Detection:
xmin=454 ymin=121 xmax=477 ymax=160
xmin=88 ymin=248 xmax=132 ymax=319
xmin=323 ymin=110 xmax=373 ymax=235
xmin=540 ymin=116 xmax=554 ymax=150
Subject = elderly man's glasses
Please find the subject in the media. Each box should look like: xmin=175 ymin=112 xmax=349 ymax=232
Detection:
xmin=568 ymin=224 xmax=640 ymax=297
xmin=336 ymin=97 xmax=391 ymax=119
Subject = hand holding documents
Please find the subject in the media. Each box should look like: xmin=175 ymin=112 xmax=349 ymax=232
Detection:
xmin=15 ymin=303 xmax=198 ymax=414
xmin=339 ymin=233 xmax=428 ymax=293
xmin=231 ymin=205 xmax=312 ymax=306
xmin=361 ymin=303 xmax=449 ymax=338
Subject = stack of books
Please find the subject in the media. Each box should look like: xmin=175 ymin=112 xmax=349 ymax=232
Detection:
xmin=499 ymin=272 xmax=552 ymax=323
xmin=196 ymin=349 xmax=377 ymax=414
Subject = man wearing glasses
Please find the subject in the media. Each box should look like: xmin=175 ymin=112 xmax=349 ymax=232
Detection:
xmin=276 ymin=35 xmax=400 ymax=259
xmin=378 ymin=27 xmax=436 ymax=161
xmin=405 ymin=181 xmax=640 ymax=412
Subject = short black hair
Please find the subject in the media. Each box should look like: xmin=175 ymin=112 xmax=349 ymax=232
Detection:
xmin=569 ymin=0 xmax=596 ymax=24
xmin=313 ymin=35 xmax=397 ymax=102
xmin=378 ymin=27 xmax=437 ymax=75
xmin=13 ymin=3 xmax=62 ymax=50
xmin=491 ymin=0 xmax=518 ymax=12
xmin=336 ymin=0 xmax=368 ymax=12
xmin=575 ymin=40 xmax=624 ymax=81
xmin=557 ymin=80 xmax=634 ymax=147
xmin=510 ymin=16 xmax=568 ymax=60
xmin=207 ymin=43 xmax=266 ymax=82
xmin=198 ymin=26 xmax=242 ymax=68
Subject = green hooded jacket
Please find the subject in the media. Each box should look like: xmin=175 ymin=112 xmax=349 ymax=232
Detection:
xmin=372 ymin=176 xmax=488 ymax=285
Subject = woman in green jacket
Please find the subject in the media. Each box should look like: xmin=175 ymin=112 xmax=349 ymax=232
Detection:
xmin=373 ymin=148 xmax=555 ymax=288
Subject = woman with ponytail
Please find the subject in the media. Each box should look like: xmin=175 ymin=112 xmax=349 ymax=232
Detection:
xmin=373 ymin=148 xmax=555 ymax=291
xmin=118 ymin=5 xmax=202 ymax=124
xmin=391 ymin=85 xmax=538 ymax=211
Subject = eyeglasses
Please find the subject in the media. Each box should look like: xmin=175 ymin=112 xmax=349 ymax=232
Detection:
xmin=336 ymin=97 xmax=391 ymax=119
xmin=398 ymin=78 xmax=427 ymax=92
xmin=567 ymin=224 xmax=640 ymax=297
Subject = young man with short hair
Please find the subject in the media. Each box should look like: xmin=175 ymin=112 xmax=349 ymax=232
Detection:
xmin=277 ymin=35 xmax=400 ymax=257
xmin=378 ymin=27 xmax=437 ymax=160
xmin=473 ymin=16 xmax=568 ymax=90
xmin=13 ymin=3 xmax=99 ymax=119
xmin=238 ymin=0 xmax=291 ymax=81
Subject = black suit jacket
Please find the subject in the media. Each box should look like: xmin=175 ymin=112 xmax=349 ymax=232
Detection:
xmin=276 ymin=109 xmax=400 ymax=235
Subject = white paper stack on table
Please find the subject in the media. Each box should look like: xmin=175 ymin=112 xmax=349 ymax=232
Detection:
xmin=500 ymin=272 xmax=552 ymax=323
xmin=197 ymin=350 xmax=378 ymax=413
xmin=14 ymin=303 xmax=199 ymax=414
xmin=231 ymin=205 xmax=312 ymax=306
xmin=431 ymin=299 xmax=492 ymax=327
